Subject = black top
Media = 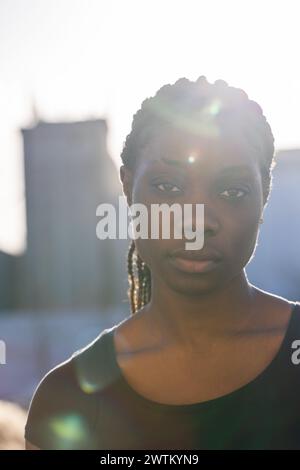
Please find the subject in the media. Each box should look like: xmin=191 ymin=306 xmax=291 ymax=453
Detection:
xmin=25 ymin=302 xmax=300 ymax=450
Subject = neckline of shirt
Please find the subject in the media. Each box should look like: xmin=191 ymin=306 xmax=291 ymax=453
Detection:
xmin=104 ymin=302 xmax=300 ymax=412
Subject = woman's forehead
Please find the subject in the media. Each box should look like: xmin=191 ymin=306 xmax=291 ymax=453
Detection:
xmin=139 ymin=130 xmax=259 ymax=173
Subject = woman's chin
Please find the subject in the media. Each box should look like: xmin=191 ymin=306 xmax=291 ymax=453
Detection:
xmin=161 ymin=268 xmax=224 ymax=297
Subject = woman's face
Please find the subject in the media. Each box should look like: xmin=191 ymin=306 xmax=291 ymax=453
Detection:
xmin=121 ymin=129 xmax=264 ymax=296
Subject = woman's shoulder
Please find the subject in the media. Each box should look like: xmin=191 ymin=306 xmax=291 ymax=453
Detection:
xmin=253 ymin=290 xmax=300 ymax=360
xmin=25 ymin=326 xmax=117 ymax=449
xmin=252 ymin=287 xmax=300 ymax=324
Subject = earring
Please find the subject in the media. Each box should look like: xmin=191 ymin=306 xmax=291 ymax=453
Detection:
xmin=259 ymin=217 xmax=264 ymax=224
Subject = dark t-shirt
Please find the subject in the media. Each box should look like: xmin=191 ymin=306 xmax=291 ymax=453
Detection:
xmin=25 ymin=303 xmax=300 ymax=449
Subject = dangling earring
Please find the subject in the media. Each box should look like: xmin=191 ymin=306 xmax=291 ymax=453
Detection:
xmin=259 ymin=217 xmax=264 ymax=225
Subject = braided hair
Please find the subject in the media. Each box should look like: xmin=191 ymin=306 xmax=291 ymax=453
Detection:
xmin=121 ymin=75 xmax=276 ymax=315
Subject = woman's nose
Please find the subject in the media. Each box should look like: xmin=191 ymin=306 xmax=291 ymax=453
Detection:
xmin=182 ymin=190 xmax=221 ymax=239
xmin=180 ymin=200 xmax=220 ymax=243
xmin=203 ymin=208 xmax=220 ymax=237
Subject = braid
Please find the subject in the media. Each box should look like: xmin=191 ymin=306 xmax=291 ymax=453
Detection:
xmin=140 ymin=255 xmax=151 ymax=308
xmin=122 ymin=75 xmax=276 ymax=313
xmin=127 ymin=240 xmax=136 ymax=314
xmin=136 ymin=253 xmax=144 ymax=312
xmin=127 ymin=240 xmax=152 ymax=315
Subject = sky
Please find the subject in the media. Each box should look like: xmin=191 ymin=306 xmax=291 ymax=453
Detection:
xmin=0 ymin=0 xmax=299 ymax=254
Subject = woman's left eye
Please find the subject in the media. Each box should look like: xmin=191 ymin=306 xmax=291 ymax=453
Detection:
xmin=220 ymin=188 xmax=249 ymax=199
xmin=154 ymin=183 xmax=182 ymax=193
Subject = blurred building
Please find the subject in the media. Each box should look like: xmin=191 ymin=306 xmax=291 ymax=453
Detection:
xmin=0 ymin=119 xmax=129 ymax=312
xmin=246 ymin=149 xmax=300 ymax=301
xmin=0 ymin=251 xmax=17 ymax=310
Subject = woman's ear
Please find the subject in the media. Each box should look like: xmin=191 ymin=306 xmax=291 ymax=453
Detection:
xmin=120 ymin=165 xmax=133 ymax=207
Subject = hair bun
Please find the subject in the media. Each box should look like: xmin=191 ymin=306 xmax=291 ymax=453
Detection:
xmin=214 ymin=79 xmax=228 ymax=87
xmin=196 ymin=75 xmax=208 ymax=84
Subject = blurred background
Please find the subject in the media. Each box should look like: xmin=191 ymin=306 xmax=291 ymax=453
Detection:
xmin=0 ymin=0 xmax=299 ymax=449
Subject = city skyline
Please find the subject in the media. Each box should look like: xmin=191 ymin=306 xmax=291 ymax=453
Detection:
xmin=1 ymin=0 xmax=299 ymax=253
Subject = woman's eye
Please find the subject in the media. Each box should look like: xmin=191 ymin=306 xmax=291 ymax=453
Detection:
xmin=154 ymin=182 xmax=182 ymax=193
xmin=220 ymin=188 xmax=249 ymax=199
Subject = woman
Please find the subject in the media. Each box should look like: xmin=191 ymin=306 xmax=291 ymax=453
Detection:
xmin=25 ymin=76 xmax=300 ymax=450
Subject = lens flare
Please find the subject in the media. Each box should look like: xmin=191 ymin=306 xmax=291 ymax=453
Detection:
xmin=48 ymin=413 xmax=92 ymax=449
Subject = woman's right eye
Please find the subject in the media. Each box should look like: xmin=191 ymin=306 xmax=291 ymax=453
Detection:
xmin=153 ymin=182 xmax=182 ymax=193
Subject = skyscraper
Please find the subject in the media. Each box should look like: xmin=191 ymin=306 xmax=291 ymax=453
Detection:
xmin=19 ymin=119 xmax=127 ymax=311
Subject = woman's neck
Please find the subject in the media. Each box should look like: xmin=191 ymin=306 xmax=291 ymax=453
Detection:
xmin=143 ymin=271 xmax=258 ymax=351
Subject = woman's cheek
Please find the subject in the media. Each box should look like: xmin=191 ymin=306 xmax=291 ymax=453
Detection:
xmin=225 ymin=212 xmax=260 ymax=268
xmin=134 ymin=238 xmax=162 ymax=271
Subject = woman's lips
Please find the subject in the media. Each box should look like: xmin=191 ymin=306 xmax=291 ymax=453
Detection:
xmin=168 ymin=256 xmax=220 ymax=274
